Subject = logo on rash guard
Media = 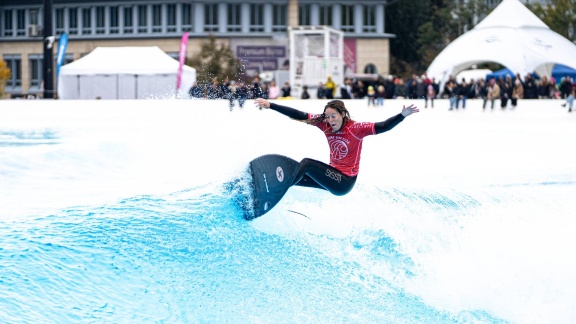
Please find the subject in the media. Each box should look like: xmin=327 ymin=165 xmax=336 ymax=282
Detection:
xmin=329 ymin=139 xmax=349 ymax=160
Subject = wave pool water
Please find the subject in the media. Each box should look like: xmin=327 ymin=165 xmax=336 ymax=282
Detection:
xmin=1 ymin=99 xmax=575 ymax=323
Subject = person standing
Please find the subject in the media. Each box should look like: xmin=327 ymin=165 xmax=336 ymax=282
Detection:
xmin=325 ymin=76 xmax=336 ymax=99
xmin=281 ymin=81 xmax=292 ymax=98
xmin=188 ymin=81 xmax=204 ymax=99
xmin=425 ymin=83 xmax=436 ymax=108
xmin=227 ymin=80 xmax=237 ymax=111
xmin=523 ymin=75 xmax=538 ymax=99
xmin=384 ymin=76 xmax=396 ymax=99
xmin=340 ymin=78 xmax=354 ymax=99
xmin=367 ymin=85 xmax=376 ymax=107
xmin=561 ymin=85 xmax=575 ymax=112
xmin=511 ymin=79 xmax=524 ymax=109
xmin=476 ymin=79 xmax=488 ymax=107
xmin=560 ymin=76 xmax=573 ymax=99
xmin=500 ymin=75 xmax=513 ymax=109
xmin=394 ymin=78 xmax=407 ymax=99
xmin=251 ymin=76 xmax=263 ymax=99
xmin=537 ymin=75 xmax=552 ymax=99
xmin=268 ymin=80 xmax=280 ymax=99
xmin=301 ymin=85 xmax=311 ymax=99
xmin=317 ymin=82 xmax=326 ymax=99
xmin=457 ymin=79 xmax=471 ymax=109
xmin=447 ymin=81 xmax=458 ymax=110
xmin=235 ymin=81 xmax=249 ymax=108
xmin=375 ymin=85 xmax=386 ymax=106
xmin=485 ymin=78 xmax=500 ymax=110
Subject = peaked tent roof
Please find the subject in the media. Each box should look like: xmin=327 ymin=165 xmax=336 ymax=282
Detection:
xmin=60 ymin=46 xmax=195 ymax=75
xmin=58 ymin=46 xmax=196 ymax=99
xmin=426 ymin=0 xmax=576 ymax=83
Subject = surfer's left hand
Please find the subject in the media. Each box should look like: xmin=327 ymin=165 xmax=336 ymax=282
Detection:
xmin=401 ymin=104 xmax=419 ymax=117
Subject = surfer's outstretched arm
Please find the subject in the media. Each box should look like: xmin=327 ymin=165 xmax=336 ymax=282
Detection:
xmin=374 ymin=104 xmax=419 ymax=134
xmin=254 ymin=98 xmax=308 ymax=120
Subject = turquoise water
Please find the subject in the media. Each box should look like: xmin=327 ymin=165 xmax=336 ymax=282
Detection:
xmin=1 ymin=99 xmax=575 ymax=323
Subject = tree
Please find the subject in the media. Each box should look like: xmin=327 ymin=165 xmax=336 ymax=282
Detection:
xmin=386 ymin=0 xmax=491 ymax=78
xmin=186 ymin=35 xmax=244 ymax=84
xmin=419 ymin=0 xmax=491 ymax=68
xmin=385 ymin=0 xmax=432 ymax=76
xmin=527 ymin=0 xmax=576 ymax=43
xmin=0 ymin=60 xmax=11 ymax=97
xmin=386 ymin=0 xmax=575 ymax=79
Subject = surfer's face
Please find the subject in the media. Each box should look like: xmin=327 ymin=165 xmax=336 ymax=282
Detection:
xmin=324 ymin=108 xmax=343 ymax=132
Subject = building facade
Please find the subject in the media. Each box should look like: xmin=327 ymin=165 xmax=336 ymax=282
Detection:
xmin=0 ymin=0 xmax=394 ymax=97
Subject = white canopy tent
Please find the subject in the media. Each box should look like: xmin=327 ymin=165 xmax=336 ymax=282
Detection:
xmin=455 ymin=68 xmax=492 ymax=82
xmin=58 ymin=46 xmax=196 ymax=99
xmin=427 ymin=0 xmax=576 ymax=84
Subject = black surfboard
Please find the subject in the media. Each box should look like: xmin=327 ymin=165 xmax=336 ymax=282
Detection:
xmin=244 ymin=154 xmax=301 ymax=220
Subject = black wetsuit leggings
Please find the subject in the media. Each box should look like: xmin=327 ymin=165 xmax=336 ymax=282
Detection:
xmin=292 ymin=158 xmax=357 ymax=196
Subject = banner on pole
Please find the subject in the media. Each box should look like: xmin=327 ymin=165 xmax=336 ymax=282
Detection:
xmin=176 ymin=32 xmax=189 ymax=91
xmin=56 ymin=32 xmax=69 ymax=80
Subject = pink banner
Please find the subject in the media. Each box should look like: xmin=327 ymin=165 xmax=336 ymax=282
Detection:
xmin=176 ymin=32 xmax=189 ymax=91
xmin=344 ymin=38 xmax=357 ymax=74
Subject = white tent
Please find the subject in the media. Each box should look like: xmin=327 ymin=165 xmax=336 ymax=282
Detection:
xmin=58 ymin=46 xmax=196 ymax=99
xmin=427 ymin=0 xmax=576 ymax=84
xmin=455 ymin=68 xmax=492 ymax=82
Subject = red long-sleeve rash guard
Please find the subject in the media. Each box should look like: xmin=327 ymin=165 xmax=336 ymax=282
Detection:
xmin=269 ymin=103 xmax=405 ymax=177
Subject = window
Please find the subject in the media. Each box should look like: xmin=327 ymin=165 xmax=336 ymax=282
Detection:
xmin=16 ymin=9 xmax=25 ymax=36
xmin=29 ymin=54 xmax=43 ymax=89
xmin=29 ymin=9 xmax=39 ymax=25
xmin=364 ymin=63 xmax=378 ymax=74
xmin=123 ymin=7 xmax=133 ymax=34
xmin=227 ymin=4 xmax=241 ymax=32
xmin=250 ymin=4 xmax=264 ymax=32
xmin=4 ymin=10 xmax=13 ymax=36
xmin=363 ymin=5 xmax=376 ymax=33
xmin=204 ymin=4 xmax=218 ymax=32
xmin=299 ymin=4 xmax=311 ymax=26
xmin=95 ymin=6 xmax=105 ymax=34
xmin=152 ymin=4 xmax=162 ymax=33
xmin=272 ymin=4 xmax=286 ymax=32
xmin=28 ymin=9 xmax=41 ymax=36
xmin=3 ymin=55 xmax=21 ymax=89
xmin=167 ymin=4 xmax=176 ymax=32
xmin=341 ymin=5 xmax=354 ymax=32
xmin=110 ymin=6 xmax=119 ymax=34
xmin=319 ymin=5 xmax=332 ymax=26
xmin=55 ymin=8 xmax=65 ymax=35
xmin=82 ymin=8 xmax=92 ymax=34
xmin=137 ymin=5 xmax=147 ymax=33
xmin=182 ymin=4 xmax=192 ymax=32
xmin=69 ymin=8 xmax=78 ymax=35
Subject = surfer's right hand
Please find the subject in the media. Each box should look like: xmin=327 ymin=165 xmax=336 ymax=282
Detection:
xmin=254 ymin=98 xmax=270 ymax=109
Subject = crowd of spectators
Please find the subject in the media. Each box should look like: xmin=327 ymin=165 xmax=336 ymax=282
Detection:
xmin=189 ymin=72 xmax=576 ymax=111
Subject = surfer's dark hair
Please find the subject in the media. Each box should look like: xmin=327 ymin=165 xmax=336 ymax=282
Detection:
xmin=324 ymin=100 xmax=351 ymax=121
xmin=305 ymin=100 xmax=352 ymax=132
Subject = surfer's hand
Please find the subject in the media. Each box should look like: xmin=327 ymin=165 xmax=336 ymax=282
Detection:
xmin=401 ymin=104 xmax=419 ymax=117
xmin=254 ymin=98 xmax=270 ymax=109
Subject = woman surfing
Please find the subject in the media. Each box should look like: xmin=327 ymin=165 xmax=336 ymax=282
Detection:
xmin=254 ymin=98 xmax=419 ymax=196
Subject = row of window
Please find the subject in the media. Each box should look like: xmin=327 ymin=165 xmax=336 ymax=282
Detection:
xmin=4 ymin=55 xmax=36 ymax=90
xmin=1 ymin=3 xmax=382 ymax=37
xmin=3 ymin=54 xmax=76 ymax=92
